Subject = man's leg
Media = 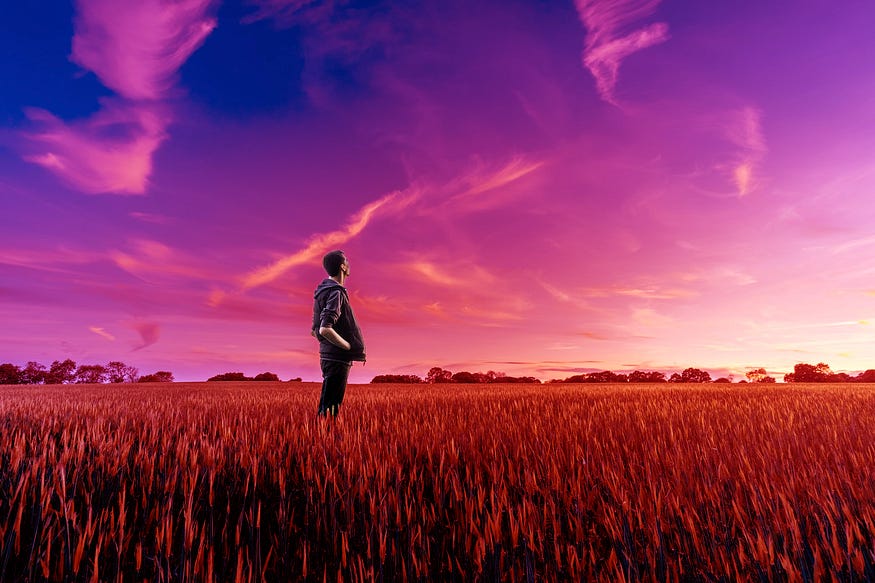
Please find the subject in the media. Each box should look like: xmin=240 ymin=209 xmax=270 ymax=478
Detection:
xmin=317 ymin=360 xmax=351 ymax=417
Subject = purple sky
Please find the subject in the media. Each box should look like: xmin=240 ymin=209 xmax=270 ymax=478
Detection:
xmin=2 ymin=0 xmax=875 ymax=382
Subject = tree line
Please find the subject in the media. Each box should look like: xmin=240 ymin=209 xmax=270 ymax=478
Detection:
xmin=546 ymin=362 xmax=875 ymax=384
xmin=206 ymin=372 xmax=301 ymax=382
xmin=6 ymin=359 xmax=873 ymax=386
xmin=0 ymin=359 xmax=173 ymax=385
xmin=0 ymin=360 xmax=309 ymax=385
xmin=372 ymin=368 xmax=541 ymax=384
xmin=371 ymin=362 xmax=875 ymax=385
xmin=783 ymin=362 xmax=875 ymax=383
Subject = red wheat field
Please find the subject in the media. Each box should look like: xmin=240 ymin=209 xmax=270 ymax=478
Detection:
xmin=1 ymin=382 xmax=874 ymax=582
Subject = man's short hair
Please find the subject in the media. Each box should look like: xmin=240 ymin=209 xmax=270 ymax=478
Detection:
xmin=323 ymin=250 xmax=346 ymax=276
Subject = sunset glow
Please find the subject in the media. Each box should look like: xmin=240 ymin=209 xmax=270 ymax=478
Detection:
xmin=2 ymin=1 xmax=875 ymax=382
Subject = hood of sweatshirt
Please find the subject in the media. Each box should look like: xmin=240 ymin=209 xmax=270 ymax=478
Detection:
xmin=314 ymin=278 xmax=345 ymax=299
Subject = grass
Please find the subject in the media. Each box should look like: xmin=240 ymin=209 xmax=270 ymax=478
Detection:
xmin=1 ymin=382 xmax=874 ymax=581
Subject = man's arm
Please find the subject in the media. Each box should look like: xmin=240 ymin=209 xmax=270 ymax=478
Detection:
xmin=318 ymin=326 xmax=350 ymax=351
xmin=318 ymin=289 xmax=351 ymax=350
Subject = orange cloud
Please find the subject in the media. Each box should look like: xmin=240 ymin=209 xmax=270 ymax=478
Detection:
xmin=242 ymin=189 xmax=417 ymax=289
xmin=89 ymin=326 xmax=116 ymax=341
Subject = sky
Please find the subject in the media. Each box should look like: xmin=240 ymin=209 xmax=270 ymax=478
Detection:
xmin=2 ymin=0 xmax=875 ymax=383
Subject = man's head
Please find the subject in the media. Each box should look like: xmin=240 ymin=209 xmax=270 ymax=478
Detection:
xmin=323 ymin=250 xmax=350 ymax=278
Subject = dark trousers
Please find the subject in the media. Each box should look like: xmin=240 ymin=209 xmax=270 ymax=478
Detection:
xmin=317 ymin=359 xmax=351 ymax=417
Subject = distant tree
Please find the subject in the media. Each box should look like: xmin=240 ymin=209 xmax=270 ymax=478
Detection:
xmin=20 ymin=361 xmax=47 ymax=385
xmin=784 ymin=362 xmax=832 ymax=383
xmin=75 ymin=364 xmax=107 ymax=384
xmin=745 ymin=368 xmax=776 ymax=383
xmin=208 ymin=372 xmax=250 ymax=382
xmin=253 ymin=372 xmax=280 ymax=382
xmin=680 ymin=368 xmax=711 ymax=383
xmin=486 ymin=370 xmax=505 ymax=382
xmin=106 ymin=361 xmax=138 ymax=383
xmin=106 ymin=361 xmax=126 ymax=383
xmin=426 ymin=367 xmax=453 ymax=384
xmin=371 ymin=374 xmax=424 ymax=383
xmin=585 ymin=371 xmax=627 ymax=383
xmin=713 ymin=377 xmax=732 ymax=383
xmin=563 ymin=375 xmax=584 ymax=383
xmin=856 ymin=370 xmax=875 ymax=383
xmin=499 ymin=376 xmax=541 ymax=384
xmin=628 ymin=370 xmax=667 ymax=383
xmin=46 ymin=359 xmax=77 ymax=384
xmin=124 ymin=365 xmax=139 ymax=383
xmin=288 ymin=377 xmax=303 ymax=382
xmin=451 ymin=371 xmax=481 ymax=383
xmin=668 ymin=373 xmax=683 ymax=383
xmin=139 ymin=371 xmax=174 ymax=383
xmin=0 ymin=363 xmax=22 ymax=385
xmin=746 ymin=368 xmax=767 ymax=383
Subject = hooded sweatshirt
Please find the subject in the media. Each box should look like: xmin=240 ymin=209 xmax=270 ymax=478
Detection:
xmin=312 ymin=278 xmax=366 ymax=362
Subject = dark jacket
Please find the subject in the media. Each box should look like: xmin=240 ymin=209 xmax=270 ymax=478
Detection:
xmin=312 ymin=278 xmax=366 ymax=362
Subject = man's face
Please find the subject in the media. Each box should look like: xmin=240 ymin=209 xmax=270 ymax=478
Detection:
xmin=341 ymin=258 xmax=350 ymax=277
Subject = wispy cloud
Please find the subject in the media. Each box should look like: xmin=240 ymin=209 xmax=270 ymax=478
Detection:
xmin=615 ymin=287 xmax=695 ymax=299
xmin=406 ymin=260 xmax=496 ymax=288
xmin=110 ymin=239 xmax=219 ymax=281
xmin=244 ymin=0 xmax=326 ymax=26
xmin=442 ymin=156 xmax=546 ymax=212
xmin=723 ymin=106 xmax=767 ymax=196
xmin=23 ymin=101 xmax=168 ymax=194
xmin=632 ymin=307 xmax=673 ymax=328
xmin=241 ymin=189 xmax=418 ymax=289
xmin=575 ymin=0 xmax=669 ymax=105
xmin=129 ymin=211 xmax=175 ymax=225
xmin=131 ymin=321 xmax=161 ymax=350
xmin=21 ymin=0 xmax=216 ymax=194
xmin=71 ymin=0 xmax=216 ymax=100
xmin=0 ymin=246 xmax=101 ymax=273
xmin=89 ymin=326 xmax=116 ymax=341
xmin=244 ymin=0 xmax=399 ymax=106
xmin=539 ymin=281 xmax=594 ymax=311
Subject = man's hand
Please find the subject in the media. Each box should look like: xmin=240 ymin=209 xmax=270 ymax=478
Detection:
xmin=318 ymin=326 xmax=351 ymax=350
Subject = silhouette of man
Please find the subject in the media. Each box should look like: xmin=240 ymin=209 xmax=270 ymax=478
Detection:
xmin=312 ymin=250 xmax=366 ymax=417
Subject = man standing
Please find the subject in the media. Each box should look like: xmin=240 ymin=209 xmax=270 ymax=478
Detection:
xmin=312 ymin=250 xmax=366 ymax=417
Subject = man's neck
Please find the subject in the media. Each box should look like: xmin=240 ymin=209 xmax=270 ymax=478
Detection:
xmin=330 ymin=274 xmax=346 ymax=286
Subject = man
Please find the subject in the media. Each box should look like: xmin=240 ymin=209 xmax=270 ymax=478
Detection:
xmin=312 ymin=250 xmax=366 ymax=417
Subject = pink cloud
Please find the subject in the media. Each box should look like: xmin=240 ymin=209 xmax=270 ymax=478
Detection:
xmin=723 ymin=107 xmax=767 ymax=196
xmin=131 ymin=321 xmax=161 ymax=350
xmin=21 ymin=0 xmax=216 ymax=194
xmin=110 ymin=238 xmax=227 ymax=282
xmin=71 ymin=0 xmax=216 ymax=101
xmin=575 ymin=0 xmax=669 ymax=105
xmin=23 ymin=101 xmax=168 ymax=194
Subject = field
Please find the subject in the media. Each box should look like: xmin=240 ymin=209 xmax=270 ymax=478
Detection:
xmin=1 ymin=382 xmax=874 ymax=581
